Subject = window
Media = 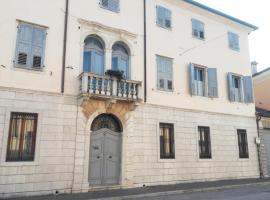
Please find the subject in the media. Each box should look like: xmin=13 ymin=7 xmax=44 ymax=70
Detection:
xmin=192 ymin=19 xmax=205 ymax=39
xmin=156 ymin=6 xmax=172 ymax=29
xmin=6 ymin=113 xmax=38 ymax=162
xmin=83 ymin=35 xmax=105 ymax=75
xmin=15 ymin=22 xmax=47 ymax=70
xmin=228 ymin=32 xmax=240 ymax=51
xmin=112 ymin=42 xmax=130 ymax=79
xmin=157 ymin=56 xmax=173 ymax=91
xmin=228 ymin=73 xmax=254 ymax=103
xmin=232 ymin=75 xmax=242 ymax=102
xmin=160 ymin=123 xmax=175 ymax=159
xmin=189 ymin=64 xmax=218 ymax=98
xmin=100 ymin=0 xmax=119 ymax=12
xmin=198 ymin=126 xmax=211 ymax=159
xmin=228 ymin=73 xmax=242 ymax=102
xmin=237 ymin=129 xmax=249 ymax=158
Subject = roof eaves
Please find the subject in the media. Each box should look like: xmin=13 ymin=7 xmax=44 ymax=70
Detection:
xmin=253 ymin=67 xmax=270 ymax=77
xmin=183 ymin=0 xmax=258 ymax=31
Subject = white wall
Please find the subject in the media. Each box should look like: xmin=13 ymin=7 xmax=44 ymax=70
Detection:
xmin=146 ymin=0 xmax=255 ymax=116
xmin=0 ymin=0 xmax=255 ymax=116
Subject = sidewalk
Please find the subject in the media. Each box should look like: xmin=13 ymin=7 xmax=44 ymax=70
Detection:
xmin=7 ymin=178 xmax=270 ymax=200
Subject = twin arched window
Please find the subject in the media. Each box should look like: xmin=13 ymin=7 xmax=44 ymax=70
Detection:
xmin=83 ymin=35 xmax=130 ymax=79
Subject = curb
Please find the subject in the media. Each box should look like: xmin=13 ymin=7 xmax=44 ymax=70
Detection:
xmin=90 ymin=181 xmax=270 ymax=200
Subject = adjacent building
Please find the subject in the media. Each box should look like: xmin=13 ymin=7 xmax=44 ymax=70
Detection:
xmin=253 ymin=67 xmax=270 ymax=177
xmin=0 ymin=0 xmax=259 ymax=197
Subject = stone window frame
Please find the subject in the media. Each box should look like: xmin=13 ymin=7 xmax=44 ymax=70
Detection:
xmin=0 ymin=109 xmax=42 ymax=167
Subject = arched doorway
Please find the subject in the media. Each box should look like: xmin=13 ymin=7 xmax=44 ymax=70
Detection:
xmin=89 ymin=114 xmax=122 ymax=186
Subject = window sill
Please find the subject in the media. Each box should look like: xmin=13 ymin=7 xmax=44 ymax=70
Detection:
xmin=99 ymin=5 xmax=120 ymax=13
xmin=156 ymin=23 xmax=172 ymax=31
xmin=192 ymin=35 xmax=205 ymax=41
xmin=0 ymin=160 xmax=37 ymax=167
xmin=13 ymin=65 xmax=44 ymax=73
xmin=229 ymin=47 xmax=240 ymax=52
xmin=158 ymin=158 xmax=176 ymax=163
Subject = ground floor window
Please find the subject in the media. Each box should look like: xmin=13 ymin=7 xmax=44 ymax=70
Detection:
xmin=198 ymin=126 xmax=212 ymax=159
xmin=6 ymin=112 xmax=38 ymax=162
xmin=237 ymin=129 xmax=249 ymax=158
xmin=160 ymin=123 xmax=175 ymax=159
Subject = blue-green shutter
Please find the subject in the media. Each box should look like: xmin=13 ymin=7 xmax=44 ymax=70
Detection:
xmin=15 ymin=23 xmax=33 ymax=67
xmin=207 ymin=68 xmax=218 ymax=98
xmin=243 ymin=76 xmax=254 ymax=103
xmin=92 ymin=52 xmax=104 ymax=75
xmin=156 ymin=6 xmax=171 ymax=28
xmin=32 ymin=27 xmax=47 ymax=68
xmin=83 ymin=52 xmax=91 ymax=72
xmin=228 ymin=32 xmax=239 ymax=50
xmin=157 ymin=56 xmax=172 ymax=91
xmin=108 ymin=0 xmax=119 ymax=11
xmin=227 ymin=72 xmax=235 ymax=101
xmin=189 ymin=63 xmax=195 ymax=95
xmin=156 ymin=6 xmax=164 ymax=26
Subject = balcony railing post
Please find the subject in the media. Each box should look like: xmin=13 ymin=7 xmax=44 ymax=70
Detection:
xmin=81 ymin=73 xmax=88 ymax=93
xmin=112 ymin=78 xmax=118 ymax=97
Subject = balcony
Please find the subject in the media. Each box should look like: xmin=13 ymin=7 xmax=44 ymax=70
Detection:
xmin=79 ymin=72 xmax=142 ymax=102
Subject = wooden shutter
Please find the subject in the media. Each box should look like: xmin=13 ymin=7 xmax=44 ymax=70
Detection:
xmin=189 ymin=63 xmax=195 ymax=95
xmin=15 ymin=23 xmax=33 ymax=67
xmin=227 ymin=72 xmax=235 ymax=101
xmin=157 ymin=56 xmax=172 ymax=91
xmin=32 ymin=27 xmax=46 ymax=68
xmin=243 ymin=76 xmax=254 ymax=103
xmin=157 ymin=56 xmax=165 ymax=90
xmin=207 ymin=68 xmax=218 ymax=98
xmin=109 ymin=0 xmax=119 ymax=11
xmin=83 ymin=51 xmax=91 ymax=72
xmin=156 ymin=6 xmax=164 ymax=27
xmin=164 ymin=8 xmax=171 ymax=28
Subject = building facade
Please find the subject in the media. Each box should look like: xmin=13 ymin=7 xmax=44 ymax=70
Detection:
xmin=253 ymin=68 xmax=270 ymax=178
xmin=0 ymin=0 xmax=259 ymax=197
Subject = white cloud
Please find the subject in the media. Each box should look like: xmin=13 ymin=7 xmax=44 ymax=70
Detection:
xmin=196 ymin=0 xmax=269 ymax=71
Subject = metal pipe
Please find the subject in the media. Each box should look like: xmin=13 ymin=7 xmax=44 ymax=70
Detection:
xmin=256 ymin=111 xmax=263 ymax=178
xmin=61 ymin=0 xmax=69 ymax=93
xmin=143 ymin=0 xmax=147 ymax=102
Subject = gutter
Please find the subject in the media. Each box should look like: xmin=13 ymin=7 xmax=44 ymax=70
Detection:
xmin=143 ymin=0 xmax=147 ymax=103
xmin=183 ymin=0 xmax=258 ymax=31
xmin=255 ymin=112 xmax=264 ymax=178
xmin=61 ymin=0 xmax=69 ymax=93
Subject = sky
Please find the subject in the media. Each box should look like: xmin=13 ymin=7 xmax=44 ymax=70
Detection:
xmin=196 ymin=0 xmax=269 ymax=72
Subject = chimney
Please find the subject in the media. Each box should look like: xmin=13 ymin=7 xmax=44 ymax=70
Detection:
xmin=251 ymin=61 xmax=258 ymax=75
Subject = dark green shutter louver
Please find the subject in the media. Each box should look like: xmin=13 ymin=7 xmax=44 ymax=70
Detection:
xmin=207 ymin=68 xmax=218 ymax=98
xmin=227 ymin=72 xmax=235 ymax=101
xmin=189 ymin=63 xmax=195 ymax=95
xmin=243 ymin=76 xmax=254 ymax=103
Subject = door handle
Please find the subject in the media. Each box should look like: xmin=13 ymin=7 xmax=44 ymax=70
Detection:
xmin=109 ymin=156 xmax=112 ymax=159
xmin=97 ymin=156 xmax=100 ymax=159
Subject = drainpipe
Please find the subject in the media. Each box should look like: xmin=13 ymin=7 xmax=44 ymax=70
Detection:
xmin=61 ymin=0 xmax=69 ymax=93
xmin=256 ymin=111 xmax=263 ymax=178
xmin=143 ymin=0 xmax=147 ymax=103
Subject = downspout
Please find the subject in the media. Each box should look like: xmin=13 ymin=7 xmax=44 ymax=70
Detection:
xmin=61 ymin=0 xmax=69 ymax=93
xmin=256 ymin=111 xmax=263 ymax=178
xmin=143 ymin=0 xmax=147 ymax=102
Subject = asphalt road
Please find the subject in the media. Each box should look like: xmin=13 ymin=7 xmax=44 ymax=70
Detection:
xmin=132 ymin=184 xmax=270 ymax=200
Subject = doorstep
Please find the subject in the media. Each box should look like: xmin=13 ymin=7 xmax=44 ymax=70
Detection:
xmin=6 ymin=178 xmax=270 ymax=200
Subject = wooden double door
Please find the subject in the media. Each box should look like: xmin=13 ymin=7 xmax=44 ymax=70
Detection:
xmin=89 ymin=128 xmax=121 ymax=186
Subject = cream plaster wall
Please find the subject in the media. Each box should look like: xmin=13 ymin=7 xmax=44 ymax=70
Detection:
xmin=253 ymin=70 xmax=270 ymax=110
xmin=0 ymin=0 xmax=256 ymax=117
xmin=146 ymin=0 xmax=255 ymax=116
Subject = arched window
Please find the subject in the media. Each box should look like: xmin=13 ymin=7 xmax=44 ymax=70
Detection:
xmin=91 ymin=114 xmax=122 ymax=132
xmin=83 ymin=35 xmax=105 ymax=75
xmin=112 ymin=42 xmax=130 ymax=79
